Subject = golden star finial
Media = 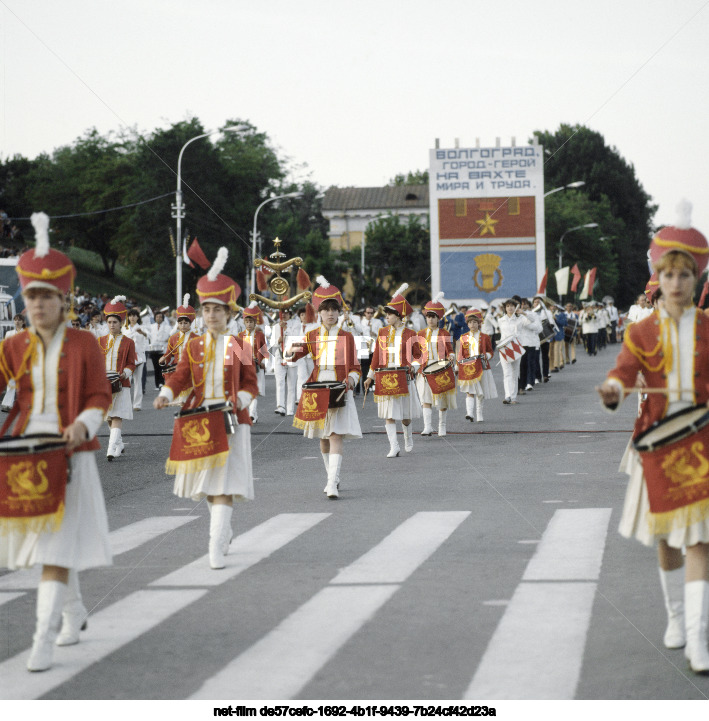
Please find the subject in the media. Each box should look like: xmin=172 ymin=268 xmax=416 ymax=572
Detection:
xmin=476 ymin=212 xmax=498 ymax=236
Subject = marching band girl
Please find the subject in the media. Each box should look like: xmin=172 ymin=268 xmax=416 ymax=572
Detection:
xmin=287 ymin=276 xmax=361 ymax=498
xmin=154 ymin=248 xmax=258 ymax=570
xmin=363 ymin=284 xmax=422 ymax=457
xmin=124 ymin=307 xmax=148 ymax=411
xmin=416 ymin=293 xmax=456 ymax=437
xmin=497 ymin=299 xmax=534 ymax=405
xmin=0 ymin=212 xmax=112 ymax=671
xmin=457 ymin=308 xmax=497 ymax=422
xmin=238 ymin=301 xmax=268 ymax=423
xmin=159 ymin=294 xmax=198 ymax=406
xmin=98 ymin=296 xmax=137 ymax=461
xmin=598 ymin=202 xmax=709 ymax=674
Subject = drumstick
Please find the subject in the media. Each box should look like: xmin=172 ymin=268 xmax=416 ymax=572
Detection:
xmin=362 ymin=386 xmax=368 ymax=410
xmin=626 ymin=386 xmax=696 ymax=395
xmin=335 ymin=386 xmax=347 ymax=404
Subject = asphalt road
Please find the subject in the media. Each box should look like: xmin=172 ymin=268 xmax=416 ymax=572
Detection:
xmin=1 ymin=344 xmax=708 ymax=702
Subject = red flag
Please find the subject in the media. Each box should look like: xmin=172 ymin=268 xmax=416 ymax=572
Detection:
xmin=587 ymin=267 xmax=597 ymax=292
xmin=699 ymin=281 xmax=709 ymax=308
xmin=537 ymin=268 xmax=548 ymax=294
xmin=570 ymin=263 xmax=582 ymax=293
xmin=187 ymin=238 xmax=210 ymax=270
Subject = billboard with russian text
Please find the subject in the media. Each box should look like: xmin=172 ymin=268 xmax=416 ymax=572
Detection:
xmin=429 ymin=145 xmax=545 ymax=303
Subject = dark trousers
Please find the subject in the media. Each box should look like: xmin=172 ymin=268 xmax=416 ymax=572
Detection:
xmin=141 ymin=362 xmax=147 ymax=393
xmin=359 ymin=356 xmax=372 ymax=393
xmin=585 ymin=332 xmax=597 ymax=355
xmin=520 ymin=346 xmax=537 ymax=388
xmin=149 ymin=351 xmax=165 ymax=387
xmin=540 ymin=343 xmax=550 ymax=379
xmin=610 ymin=321 xmax=617 ymax=343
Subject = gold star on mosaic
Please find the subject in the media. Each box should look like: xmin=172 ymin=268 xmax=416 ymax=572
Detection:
xmin=475 ymin=212 xmax=498 ymax=236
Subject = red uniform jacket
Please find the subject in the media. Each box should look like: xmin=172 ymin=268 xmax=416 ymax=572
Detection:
xmin=236 ymin=329 xmax=269 ymax=368
xmin=98 ymin=333 xmax=138 ymax=388
xmin=370 ymin=326 xmax=422 ymax=370
xmin=162 ymin=330 xmax=197 ymax=366
xmin=457 ymin=331 xmax=494 ymax=362
xmin=290 ymin=326 xmax=361 ymax=384
xmin=416 ymin=328 xmax=454 ymax=372
xmin=0 ymin=328 xmax=111 ymax=452
xmin=164 ymin=333 xmax=259 ymax=426
xmin=606 ymin=309 xmax=709 ymax=439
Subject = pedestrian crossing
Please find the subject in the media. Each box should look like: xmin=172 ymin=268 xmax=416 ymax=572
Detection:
xmin=0 ymin=507 xmax=611 ymax=700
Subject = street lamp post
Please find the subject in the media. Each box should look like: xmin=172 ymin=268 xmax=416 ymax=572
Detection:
xmin=544 ymin=180 xmax=585 ymax=198
xmin=250 ymin=192 xmax=303 ymax=298
xmin=171 ymin=126 xmax=244 ymax=309
xmin=558 ymin=222 xmax=599 ymax=268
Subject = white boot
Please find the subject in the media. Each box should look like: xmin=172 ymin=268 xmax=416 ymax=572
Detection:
xmin=465 ymin=396 xmax=475 ymax=421
xmin=209 ymin=505 xmax=232 ymax=569
xmin=403 ymin=423 xmax=413 ymax=452
xmin=385 ymin=423 xmax=400 ymax=458
xmin=249 ymin=398 xmax=258 ymax=423
xmin=438 ymin=411 xmax=447 ymax=437
xmin=684 ymin=580 xmax=709 ymax=673
xmin=56 ymin=569 xmax=87 ymax=646
xmin=321 ymin=452 xmax=330 ymax=493
xmin=116 ymin=427 xmax=124 ymax=455
xmin=476 ymin=398 xmax=484 ymax=423
xmin=421 ymin=408 xmax=433 ymax=436
xmin=659 ymin=567 xmax=685 ymax=649
xmin=27 ymin=580 xmax=66 ymax=672
xmin=325 ymin=454 xmax=342 ymax=499
xmin=106 ymin=427 xmax=119 ymax=460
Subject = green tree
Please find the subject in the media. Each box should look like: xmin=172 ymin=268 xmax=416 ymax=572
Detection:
xmin=363 ymin=214 xmax=431 ymax=305
xmin=545 ymin=190 xmax=623 ymax=300
xmin=533 ymin=124 xmax=656 ymax=307
xmin=390 ymin=170 xmax=429 ymax=186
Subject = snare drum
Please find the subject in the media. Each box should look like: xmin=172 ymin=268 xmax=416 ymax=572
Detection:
xmin=422 ymin=360 xmax=456 ymax=395
xmin=301 ymin=381 xmax=347 ymax=409
xmin=167 ymin=403 xmax=235 ymax=475
xmin=106 ymin=372 xmax=122 ymax=395
xmin=458 ymin=355 xmax=487 ymax=382
xmin=633 ymin=405 xmax=709 ymax=514
xmin=374 ymin=367 xmax=410 ymax=397
xmin=161 ymin=365 xmax=177 ymax=376
xmin=564 ymin=317 xmax=579 ymax=343
xmin=175 ymin=402 xmax=236 ymax=435
xmin=0 ymin=434 xmax=69 ymax=532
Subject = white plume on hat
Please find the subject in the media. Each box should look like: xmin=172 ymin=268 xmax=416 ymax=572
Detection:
xmin=315 ymin=275 xmax=330 ymax=288
xmin=433 ymin=291 xmax=445 ymax=303
xmin=208 ymin=247 xmax=228 ymax=282
xmin=248 ymin=300 xmax=258 ymax=309
xmin=110 ymin=295 xmax=126 ymax=304
xmin=31 ymin=212 xmax=50 ymax=258
xmin=676 ymin=199 xmax=692 ymax=230
xmin=392 ymin=283 xmax=408 ymax=297
xmin=182 ymin=293 xmax=190 ymax=307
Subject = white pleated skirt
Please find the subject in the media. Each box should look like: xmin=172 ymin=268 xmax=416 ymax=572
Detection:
xmin=0 ymin=451 xmax=113 ymax=571
xmin=458 ymin=369 xmax=498 ymax=399
xmin=618 ymin=446 xmax=709 ymax=548
xmin=302 ymin=389 xmax=362 ymax=440
xmin=172 ymin=425 xmax=254 ymax=502
xmin=376 ymin=379 xmax=422 ymax=421
xmin=107 ymin=386 xmax=133 ymax=420
xmin=415 ymin=374 xmax=458 ymax=410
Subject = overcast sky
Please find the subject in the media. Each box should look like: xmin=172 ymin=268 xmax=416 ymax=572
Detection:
xmin=1 ymin=0 xmax=708 ymax=242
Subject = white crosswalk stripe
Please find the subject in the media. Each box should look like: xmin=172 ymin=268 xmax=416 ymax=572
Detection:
xmin=0 ymin=512 xmax=329 ymax=700
xmin=465 ymin=508 xmax=612 ymax=700
xmin=192 ymin=511 xmax=470 ymax=699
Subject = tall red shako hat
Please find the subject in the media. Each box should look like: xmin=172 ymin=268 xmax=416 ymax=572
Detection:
xmin=196 ymin=247 xmax=240 ymax=309
xmin=103 ymin=295 xmax=128 ymax=322
xmin=649 ymin=200 xmax=709 ymax=275
xmin=645 ymin=272 xmax=660 ymax=300
xmin=423 ymin=291 xmax=445 ymax=319
xmin=176 ymin=293 xmax=196 ymax=321
xmin=312 ymin=275 xmax=344 ymax=309
xmin=242 ymin=300 xmax=264 ymax=324
xmin=385 ymin=283 xmax=413 ymax=318
xmin=465 ymin=308 xmax=483 ymax=322
xmin=17 ymin=212 xmax=76 ymax=295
